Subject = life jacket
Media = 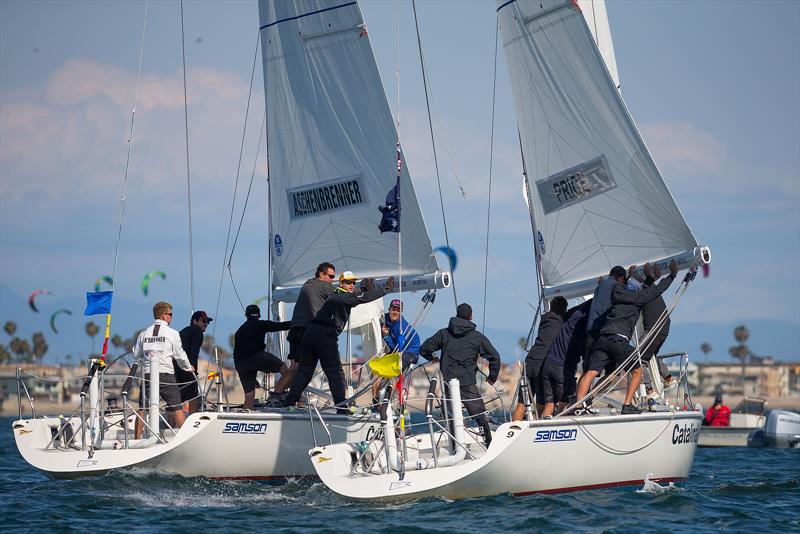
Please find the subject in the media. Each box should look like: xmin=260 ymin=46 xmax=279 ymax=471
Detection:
xmin=704 ymin=405 xmax=731 ymax=427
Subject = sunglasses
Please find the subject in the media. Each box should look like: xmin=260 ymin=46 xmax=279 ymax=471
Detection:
xmin=341 ymin=280 xmax=355 ymax=285
xmin=324 ymin=272 xmax=336 ymax=279
xmin=165 ymin=312 xmax=173 ymax=316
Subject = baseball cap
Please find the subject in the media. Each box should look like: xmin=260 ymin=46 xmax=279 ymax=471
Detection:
xmin=339 ymin=271 xmax=358 ymax=282
xmin=389 ymin=299 xmax=402 ymax=309
xmin=245 ymin=304 xmax=261 ymax=318
xmin=192 ymin=310 xmax=213 ymax=323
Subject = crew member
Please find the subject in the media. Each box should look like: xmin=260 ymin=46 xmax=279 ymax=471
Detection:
xmin=576 ymin=260 xmax=678 ymax=415
xmin=233 ymin=304 xmax=291 ymax=409
xmin=540 ymin=300 xmax=591 ymax=417
xmin=419 ymin=303 xmax=501 ymax=447
xmin=511 ymin=296 xmax=568 ymax=421
xmin=703 ymin=393 xmax=731 ymax=427
xmin=175 ymin=310 xmax=212 ymax=414
xmin=283 ymin=262 xmax=336 ymax=401
xmin=371 ymin=298 xmax=421 ymax=407
xmin=282 ymin=272 xmax=395 ymax=413
xmin=134 ymin=301 xmax=194 ymax=437
xmin=584 ymin=266 xmax=627 ymax=372
xmin=639 ymin=263 xmax=676 ymax=387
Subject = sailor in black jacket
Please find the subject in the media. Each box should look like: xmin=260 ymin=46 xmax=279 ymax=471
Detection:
xmin=420 ymin=303 xmax=501 ymax=446
xmin=233 ymin=304 xmax=291 ymax=409
xmin=575 ymin=260 xmax=678 ymax=414
xmin=283 ymin=271 xmax=395 ymax=413
xmin=511 ymin=296 xmax=567 ymax=420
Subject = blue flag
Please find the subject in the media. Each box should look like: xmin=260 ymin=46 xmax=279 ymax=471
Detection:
xmin=84 ymin=291 xmax=113 ymax=315
xmin=378 ymin=180 xmax=401 ymax=233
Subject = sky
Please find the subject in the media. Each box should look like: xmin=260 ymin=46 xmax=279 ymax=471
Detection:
xmin=1 ymin=0 xmax=798 ymax=364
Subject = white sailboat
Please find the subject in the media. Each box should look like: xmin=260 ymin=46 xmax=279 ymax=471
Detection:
xmin=12 ymin=0 xmax=449 ymax=479
xmin=310 ymin=0 xmax=710 ymax=501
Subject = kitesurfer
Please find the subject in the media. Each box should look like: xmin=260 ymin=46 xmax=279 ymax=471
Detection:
xmin=511 ymin=296 xmax=568 ymax=421
xmin=419 ymin=303 xmax=501 ymax=447
xmin=279 ymin=262 xmax=336 ymax=403
xmin=175 ymin=310 xmax=212 ymax=414
xmin=233 ymin=305 xmax=291 ymax=410
xmin=282 ymin=272 xmax=395 ymax=413
xmin=703 ymin=393 xmax=731 ymax=427
xmin=134 ymin=301 xmax=194 ymax=437
xmin=576 ymin=260 xmax=678 ymax=415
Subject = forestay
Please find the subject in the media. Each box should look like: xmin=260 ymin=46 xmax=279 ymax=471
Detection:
xmin=258 ymin=0 xmax=439 ymax=300
xmin=497 ymin=0 xmax=704 ymax=300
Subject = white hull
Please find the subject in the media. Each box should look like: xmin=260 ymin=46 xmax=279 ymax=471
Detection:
xmin=312 ymin=411 xmax=703 ymax=502
xmin=13 ymin=410 xmax=380 ymax=479
xmin=698 ymin=426 xmax=759 ymax=447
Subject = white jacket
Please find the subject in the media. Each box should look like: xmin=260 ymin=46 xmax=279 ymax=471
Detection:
xmin=134 ymin=320 xmax=193 ymax=375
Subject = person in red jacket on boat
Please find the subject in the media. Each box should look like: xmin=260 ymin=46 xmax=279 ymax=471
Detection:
xmin=703 ymin=393 xmax=731 ymax=427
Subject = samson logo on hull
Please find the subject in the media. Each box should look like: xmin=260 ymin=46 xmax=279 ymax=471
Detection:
xmin=288 ymin=177 xmax=365 ymax=219
xmin=222 ymin=422 xmax=268 ymax=434
xmin=534 ymin=428 xmax=577 ymax=443
xmin=671 ymin=423 xmax=699 ymax=445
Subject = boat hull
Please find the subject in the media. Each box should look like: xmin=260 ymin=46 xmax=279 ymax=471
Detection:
xmin=313 ymin=411 xmax=703 ymax=501
xmin=13 ymin=410 xmax=380 ymax=479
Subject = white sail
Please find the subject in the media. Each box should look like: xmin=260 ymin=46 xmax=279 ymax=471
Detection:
xmin=577 ymin=0 xmax=620 ymax=89
xmin=498 ymin=0 xmax=705 ymax=299
xmin=258 ymin=0 xmax=440 ymax=300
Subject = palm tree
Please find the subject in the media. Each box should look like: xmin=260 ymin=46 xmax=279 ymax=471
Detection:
xmin=111 ymin=334 xmax=124 ymax=351
xmin=3 ymin=321 xmax=16 ymax=337
xmin=31 ymin=332 xmax=48 ymax=363
xmin=0 ymin=344 xmax=11 ymax=364
xmin=700 ymin=342 xmax=712 ymax=363
xmin=729 ymin=324 xmax=751 ymax=394
xmin=85 ymin=321 xmax=100 ymax=355
xmin=10 ymin=337 xmax=32 ymax=363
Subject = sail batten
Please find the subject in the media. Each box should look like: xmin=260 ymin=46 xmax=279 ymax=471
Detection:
xmin=498 ymin=0 xmax=701 ymax=294
xmin=259 ymin=0 xmax=440 ymax=297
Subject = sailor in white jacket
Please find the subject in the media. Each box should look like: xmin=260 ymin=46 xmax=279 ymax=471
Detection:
xmin=134 ymin=301 xmax=194 ymax=434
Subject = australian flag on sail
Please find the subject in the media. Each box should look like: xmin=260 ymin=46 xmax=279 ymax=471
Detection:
xmin=378 ymin=144 xmax=403 ymax=233
xmin=378 ymin=180 xmax=401 ymax=233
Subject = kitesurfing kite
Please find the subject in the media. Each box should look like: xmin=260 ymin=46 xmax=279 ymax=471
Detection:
xmin=28 ymin=289 xmax=53 ymax=312
xmin=50 ymin=309 xmax=72 ymax=334
xmin=434 ymin=246 xmax=458 ymax=272
xmin=94 ymin=275 xmax=113 ymax=292
xmin=140 ymin=271 xmax=166 ymax=296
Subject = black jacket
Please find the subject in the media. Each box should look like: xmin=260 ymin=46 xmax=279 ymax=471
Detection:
xmin=310 ymin=287 xmax=388 ymax=334
xmin=291 ymin=277 xmax=334 ymax=329
xmin=642 ymin=275 xmax=671 ymax=335
xmin=419 ymin=317 xmax=501 ymax=386
xmin=233 ymin=318 xmax=291 ymax=361
xmin=600 ymin=275 xmax=674 ymax=339
xmin=525 ymin=310 xmax=565 ymax=364
xmin=179 ymin=324 xmax=203 ymax=368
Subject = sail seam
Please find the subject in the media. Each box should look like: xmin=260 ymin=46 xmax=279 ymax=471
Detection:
xmin=260 ymin=1 xmax=357 ymax=31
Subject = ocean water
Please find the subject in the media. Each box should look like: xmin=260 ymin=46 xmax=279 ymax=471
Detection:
xmin=1 ymin=416 xmax=797 ymax=533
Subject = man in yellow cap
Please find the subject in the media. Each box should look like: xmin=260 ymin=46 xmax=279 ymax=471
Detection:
xmin=282 ymin=271 xmax=395 ymax=413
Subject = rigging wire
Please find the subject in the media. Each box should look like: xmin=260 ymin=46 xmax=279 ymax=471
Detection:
xmin=481 ymin=19 xmax=500 ymax=331
xmin=211 ymin=30 xmax=261 ymax=337
xmin=180 ymin=0 xmax=195 ymax=312
xmin=111 ymin=1 xmax=150 ymax=290
xmin=411 ymin=0 xmax=457 ymax=309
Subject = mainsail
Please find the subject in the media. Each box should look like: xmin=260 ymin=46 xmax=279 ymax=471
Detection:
xmin=258 ymin=0 xmax=441 ymax=302
xmin=498 ymin=0 xmax=707 ymax=300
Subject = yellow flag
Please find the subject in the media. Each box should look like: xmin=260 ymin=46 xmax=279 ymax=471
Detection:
xmin=368 ymin=352 xmax=401 ymax=379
